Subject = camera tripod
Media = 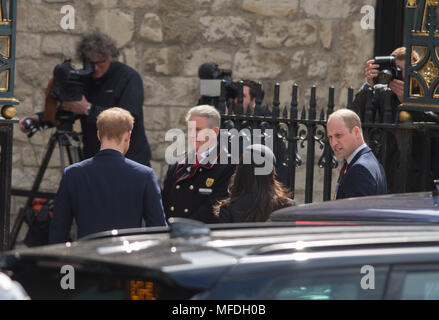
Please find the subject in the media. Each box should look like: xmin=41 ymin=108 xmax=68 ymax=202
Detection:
xmin=9 ymin=125 xmax=82 ymax=249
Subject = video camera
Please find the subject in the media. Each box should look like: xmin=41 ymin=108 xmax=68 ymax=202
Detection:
xmin=22 ymin=59 xmax=94 ymax=138
xmin=22 ymin=117 xmax=41 ymax=137
xmin=44 ymin=59 xmax=94 ymax=129
xmin=198 ymin=61 xmax=239 ymax=109
xmin=50 ymin=59 xmax=94 ymax=102
xmin=373 ymin=56 xmax=402 ymax=85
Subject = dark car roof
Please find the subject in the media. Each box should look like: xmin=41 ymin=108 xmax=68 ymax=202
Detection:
xmin=6 ymin=219 xmax=439 ymax=300
xmin=270 ymin=192 xmax=439 ymax=223
xmin=5 ymin=219 xmax=439 ymax=290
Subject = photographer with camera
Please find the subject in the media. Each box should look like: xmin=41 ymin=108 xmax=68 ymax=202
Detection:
xmin=350 ymin=47 xmax=408 ymax=122
xmin=350 ymin=47 xmax=438 ymax=193
xmin=198 ymin=62 xmax=289 ymax=186
xmin=232 ymin=79 xmax=288 ymax=186
xmin=365 ymin=51 xmax=405 ymax=104
xmin=19 ymin=30 xmax=152 ymax=166
xmin=350 ymin=47 xmax=438 ymax=123
xmin=231 ymin=79 xmax=264 ymax=115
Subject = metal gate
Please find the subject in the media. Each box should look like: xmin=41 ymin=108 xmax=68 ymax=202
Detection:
xmin=218 ymin=81 xmax=439 ymax=203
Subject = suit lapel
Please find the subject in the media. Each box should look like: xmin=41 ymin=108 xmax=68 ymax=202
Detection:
xmin=348 ymin=146 xmax=371 ymax=168
xmin=336 ymin=146 xmax=371 ymax=199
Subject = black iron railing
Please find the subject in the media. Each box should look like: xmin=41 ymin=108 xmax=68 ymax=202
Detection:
xmin=217 ymin=81 xmax=439 ymax=203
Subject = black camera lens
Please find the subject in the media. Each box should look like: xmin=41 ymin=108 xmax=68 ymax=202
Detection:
xmin=373 ymin=56 xmax=402 ymax=85
xmin=375 ymin=69 xmax=393 ymax=85
xmin=23 ymin=117 xmax=40 ymax=138
xmin=50 ymin=60 xmax=90 ymax=102
xmin=23 ymin=117 xmax=36 ymax=130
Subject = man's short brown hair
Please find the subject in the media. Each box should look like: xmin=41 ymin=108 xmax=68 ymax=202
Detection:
xmin=242 ymin=79 xmax=265 ymax=101
xmin=328 ymin=109 xmax=362 ymax=132
xmin=391 ymin=46 xmax=420 ymax=64
xmin=97 ymin=107 xmax=134 ymax=143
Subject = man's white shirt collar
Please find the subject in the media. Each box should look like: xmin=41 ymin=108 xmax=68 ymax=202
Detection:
xmin=347 ymin=143 xmax=367 ymax=164
xmin=197 ymin=144 xmax=217 ymax=162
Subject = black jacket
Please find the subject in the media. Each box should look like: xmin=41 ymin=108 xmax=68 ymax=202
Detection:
xmin=81 ymin=61 xmax=151 ymax=165
xmin=162 ymin=147 xmax=236 ymax=224
xmin=49 ymin=149 xmax=166 ymax=244
xmin=349 ymin=86 xmax=438 ymax=192
xmin=336 ymin=146 xmax=387 ymax=200
xmin=350 ymin=86 xmax=437 ymax=123
xmin=38 ymin=61 xmax=152 ymax=166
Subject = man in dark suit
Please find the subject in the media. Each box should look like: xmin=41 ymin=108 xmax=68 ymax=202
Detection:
xmin=162 ymin=105 xmax=236 ymax=224
xmin=49 ymin=108 xmax=166 ymax=244
xmin=327 ymin=109 xmax=387 ymax=200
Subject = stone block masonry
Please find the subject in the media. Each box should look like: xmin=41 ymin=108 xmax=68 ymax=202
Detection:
xmin=11 ymin=0 xmax=376 ymax=224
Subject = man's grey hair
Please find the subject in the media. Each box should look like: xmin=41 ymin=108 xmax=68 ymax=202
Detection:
xmin=76 ymin=30 xmax=120 ymax=61
xmin=185 ymin=105 xmax=221 ymax=128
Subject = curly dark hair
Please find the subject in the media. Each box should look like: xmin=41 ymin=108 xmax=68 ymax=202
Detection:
xmin=76 ymin=30 xmax=120 ymax=61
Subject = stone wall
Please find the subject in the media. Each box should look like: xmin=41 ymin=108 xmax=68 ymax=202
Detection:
xmin=10 ymin=0 xmax=376 ymax=232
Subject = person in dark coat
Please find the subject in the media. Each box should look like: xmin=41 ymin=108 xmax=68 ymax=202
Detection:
xmin=349 ymin=47 xmax=438 ymax=193
xmin=162 ymin=105 xmax=236 ymax=224
xmin=214 ymin=144 xmax=295 ymax=223
xmin=19 ymin=30 xmax=152 ymax=166
xmin=49 ymin=108 xmax=166 ymax=244
xmin=327 ymin=109 xmax=387 ymax=200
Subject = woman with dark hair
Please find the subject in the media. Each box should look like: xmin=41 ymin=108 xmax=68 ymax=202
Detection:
xmin=214 ymin=144 xmax=295 ymax=223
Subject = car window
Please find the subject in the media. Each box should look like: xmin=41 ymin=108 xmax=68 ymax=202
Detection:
xmin=271 ymin=269 xmax=386 ymax=300
xmin=203 ymin=266 xmax=388 ymax=300
xmin=401 ymin=272 xmax=439 ymax=300
xmin=274 ymin=282 xmax=357 ymax=300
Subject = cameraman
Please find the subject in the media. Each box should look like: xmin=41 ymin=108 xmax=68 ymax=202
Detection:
xmin=350 ymin=47 xmax=437 ymax=122
xmin=232 ymin=79 xmax=263 ymax=115
xmin=350 ymin=47 xmax=405 ymax=121
xmin=350 ymin=47 xmax=438 ymax=192
xmin=19 ymin=31 xmax=152 ymax=166
xmin=232 ymin=79 xmax=288 ymax=187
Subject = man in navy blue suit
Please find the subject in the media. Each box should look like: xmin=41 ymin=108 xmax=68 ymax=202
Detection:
xmin=327 ymin=109 xmax=387 ymax=200
xmin=49 ymin=108 xmax=167 ymax=244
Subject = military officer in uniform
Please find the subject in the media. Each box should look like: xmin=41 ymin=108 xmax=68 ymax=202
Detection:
xmin=162 ymin=105 xmax=236 ymax=224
